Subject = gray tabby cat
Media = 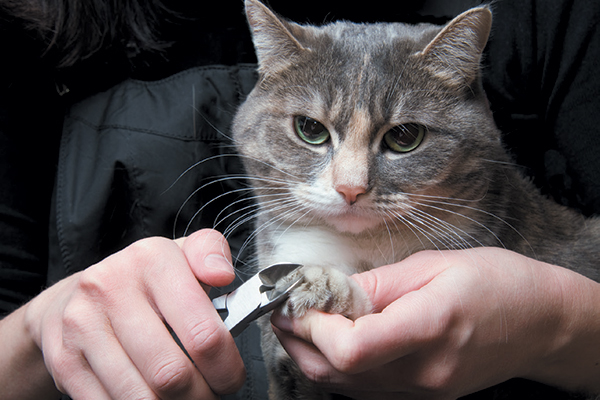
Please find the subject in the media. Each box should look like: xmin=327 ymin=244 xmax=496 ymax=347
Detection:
xmin=232 ymin=0 xmax=600 ymax=398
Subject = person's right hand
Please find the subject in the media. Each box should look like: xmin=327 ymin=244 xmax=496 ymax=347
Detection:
xmin=23 ymin=229 xmax=245 ymax=399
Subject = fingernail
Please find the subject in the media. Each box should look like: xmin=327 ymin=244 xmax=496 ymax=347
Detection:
xmin=204 ymin=254 xmax=233 ymax=273
xmin=271 ymin=311 xmax=294 ymax=333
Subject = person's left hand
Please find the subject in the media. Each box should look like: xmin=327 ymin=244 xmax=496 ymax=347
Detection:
xmin=271 ymin=248 xmax=600 ymax=399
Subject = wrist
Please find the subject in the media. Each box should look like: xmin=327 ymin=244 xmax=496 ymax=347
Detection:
xmin=1 ymin=303 xmax=61 ymax=399
xmin=525 ymin=264 xmax=600 ymax=393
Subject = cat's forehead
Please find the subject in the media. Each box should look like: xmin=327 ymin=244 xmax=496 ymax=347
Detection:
xmin=314 ymin=20 xmax=441 ymax=54
xmin=275 ymin=23 xmax=443 ymax=126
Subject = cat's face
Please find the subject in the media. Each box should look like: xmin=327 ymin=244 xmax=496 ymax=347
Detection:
xmin=234 ymin=0 xmax=502 ymax=235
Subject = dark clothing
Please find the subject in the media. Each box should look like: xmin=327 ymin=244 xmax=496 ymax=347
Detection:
xmin=0 ymin=0 xmax=598 ymax=399
xmin=483 ymin=0 xmax=600 ymax=217
xmin=51 ymin=65 xmax=269 ymax=400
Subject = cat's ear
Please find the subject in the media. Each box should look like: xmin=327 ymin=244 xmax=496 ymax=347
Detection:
xmin=245 ymin=0 xmax=308 ymax=76
xmin=418 ymin=6 xmax=492 ymax=87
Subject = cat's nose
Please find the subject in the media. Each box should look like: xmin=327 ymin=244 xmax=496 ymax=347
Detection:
xmin=336 ymin=185 xmax=367 ymax=205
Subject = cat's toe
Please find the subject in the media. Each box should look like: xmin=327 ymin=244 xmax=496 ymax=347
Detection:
xmin=283 ymin=266 xmax=372 ymax=319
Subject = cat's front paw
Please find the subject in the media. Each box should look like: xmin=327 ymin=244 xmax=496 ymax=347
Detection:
xmin=279 ymin=266 xmax=372 ymax=320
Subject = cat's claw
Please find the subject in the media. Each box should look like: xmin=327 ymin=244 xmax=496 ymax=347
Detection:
xmin=282 ymin=266 xmax=372 ymax=320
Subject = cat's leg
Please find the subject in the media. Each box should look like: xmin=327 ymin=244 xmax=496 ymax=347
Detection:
xmin=262 ymin=265 xmax=373 ymax=400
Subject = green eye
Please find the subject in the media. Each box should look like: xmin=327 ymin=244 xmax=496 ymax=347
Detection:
xmin=294 ymin=116 xmax=330 ymax=145
xmin=383 ymin=124 xmax=426 ymax=153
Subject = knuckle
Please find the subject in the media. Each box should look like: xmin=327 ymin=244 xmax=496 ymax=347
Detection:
xmin=225 ymin=367 xmax=247 ymax=394
xmin=191 ymin=229 xmax=227 ymax=248
xmin=45 ymin=345 xmax=87 ymax=394
xmin=414 ymin=363 xmax=456 ymax=394
xmin=149 ymin=355 xmax=194 ymax=395
xmin=183 ymin=317 xmax=227 ymax=359
xmin=181 ymin=319 xmax=246 ymax=394
xmin=302 ymin=361 xmax=334 ymax=386
xmin=48 ymin=348 xmax=78 ymax=381
xmin=111 ymin=379 xmax=159 ymax=400
xmin=69 ymin=265 xmax=126 ymax=312
xmin=126 ymin=237 xmax=172 ymax=263
xmin=61 ymin=299 xmax=95 ymax=336
xmin=76 ymin=267 xmax=114 ymax=299
xmin=327 ymin=334 xmax=363 ymax=374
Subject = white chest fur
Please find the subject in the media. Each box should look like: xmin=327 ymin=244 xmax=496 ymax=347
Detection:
xmin=258 ymin=225 xmax=407 ymax=274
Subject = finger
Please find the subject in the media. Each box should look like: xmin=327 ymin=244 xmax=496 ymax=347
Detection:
xmin=181 ymin=229 xmax=235 ymax=289
xmin=351 ymin=250 xmax=449 ymax=312
xmin=273 ymin=325 xmax=342 ymax=391
xmin=81 ymin=319 xmax=160 ymax=400
xmin=45 ymin=340 xmax=113 ymax=400
xmin=42 ymin=282 xmax=142 ymax=400
xmin=140 ymin=239 xmax=245 ymax=395
xmin=56 ymin=365 xmax=113 ymax=400
xmin=93 ymin=259 xmax=219 ymax=400
xmin=110 ymin=291 xmax=219 ymax=399
xmin=284 ymin=283 xmax=451 ymax=376
xmin=273 ymin=326 xmax=415 ymax=396
xmin=95 ymin=238 xmax=228 ymax=398
xmin=332 ymin=389 xmax=421 ymax=400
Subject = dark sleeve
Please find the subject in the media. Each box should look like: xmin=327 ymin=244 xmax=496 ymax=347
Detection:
xmin=0 ymin=16 xmax=63 ymax=315
xmin=483 ymin=0 xmax=600 ymax=216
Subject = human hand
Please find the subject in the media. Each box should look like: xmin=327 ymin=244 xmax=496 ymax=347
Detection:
xmin=23 ymin=229 xmax=245 ymax=399
xmin=272 ymin=248 xmax=600 ymax=399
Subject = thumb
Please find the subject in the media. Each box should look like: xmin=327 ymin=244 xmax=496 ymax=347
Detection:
xmin=351 ymin=251 xmax=449 ymax=312
xmin=177 ymin=229 xmax=236 ymax=289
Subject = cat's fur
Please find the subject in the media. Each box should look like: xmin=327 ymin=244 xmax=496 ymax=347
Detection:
xmin=232 ymin=0 xmax=600 ymax=398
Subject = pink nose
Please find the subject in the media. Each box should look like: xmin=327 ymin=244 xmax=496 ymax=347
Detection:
xmin=335 ymin=185 xmax=367 ymax=205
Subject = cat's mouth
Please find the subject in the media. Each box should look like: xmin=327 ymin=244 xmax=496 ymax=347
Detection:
xmin=290 ymin=185 xmax=386 ymax=234
xmin=325 ymin=213 xmax=382 ymax=234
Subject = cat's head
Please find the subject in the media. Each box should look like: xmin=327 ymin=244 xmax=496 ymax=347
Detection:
xmin=233 ymin=0 xmax=504 ymax=235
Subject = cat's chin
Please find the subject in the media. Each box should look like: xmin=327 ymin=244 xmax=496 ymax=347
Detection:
xmin=326 ymin=215 xmax=381 ymax=234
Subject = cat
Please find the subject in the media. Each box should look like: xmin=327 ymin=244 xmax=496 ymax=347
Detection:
xmin=231 ymin=0 xmax=600 ymax=398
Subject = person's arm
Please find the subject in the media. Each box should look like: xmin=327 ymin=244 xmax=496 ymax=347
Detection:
xmin=0 ymin=229 xmax=245 ymax=400
xmin=0 ymin=305 xmax=61 ymax=399
xmin=272 ymin=248 xmax=600 ymax=398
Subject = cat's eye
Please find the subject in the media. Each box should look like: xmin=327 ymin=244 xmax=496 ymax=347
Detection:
xmin=383 ymin=124 xmax=426 ymax=153
xmin=294 ymin=116 xmax=330 ymax=145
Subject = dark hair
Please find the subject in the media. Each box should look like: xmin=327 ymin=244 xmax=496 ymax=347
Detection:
xmin=1 ymin=0 xmax=172 ymax=67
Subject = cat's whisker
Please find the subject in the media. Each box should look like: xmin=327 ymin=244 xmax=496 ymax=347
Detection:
xmin=380 ymin=219 xmax=396 ymax=265
xmin=408 ymin=198 xmax=508 ymax=249
xmin=234 ymin=202 xmax=308 ymax=266
xmin=163 ymin=154 xmax=245 ymax=195
xmin=212 ymin=197 xmax=276 ymax=245
xmin=178 ymin=184 xmax=252 ymax=237
xmin=405 ymin=209 xmax=462 ymax=252
xmin=190 ymin=99 xmax=235 ymax=141
xmin=219 ymin=195 xmax=298 ymax=239
xmin=389 ymin=209 xmax=444 ymax=255
xmin=403 ymin=210 xmax=463 ymax=251
xmin=385 ymin=211 xmax=417 ymax=259
xmin=268 ymin=208 xmax=315 ymax=256
xmin=481 ymin=158 xmax=523 ymax=168
xmin=409 ymin=207 xmax=483 ymax=251
xmin=214 ymin=192 xmax=295 ymax=238
xmin=218 ymin=192 xmax=302 ymax=245
xmin=404 ymin=191 xmax=486 ymax=204
xmin=175 ymin=173 xmax=299 ymax=237
xmin=168 ymin=153 xmax=303 ymax=196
